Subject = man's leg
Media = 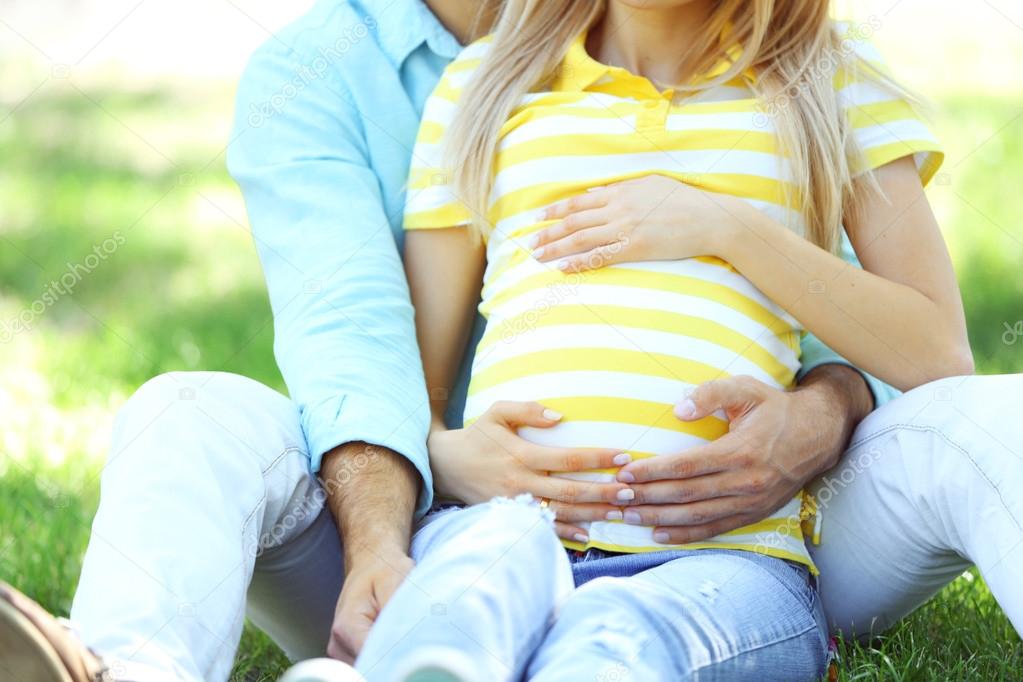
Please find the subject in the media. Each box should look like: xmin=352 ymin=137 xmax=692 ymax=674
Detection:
xmin=355 ymin=498 xmax=574 ymax=682
xmin=526 ymin=550 xmax=828 ymax=681
xmin=808 ymin=374 xmax=1023 ymax=637
xmin=70 ymin=371 xmax=343 ymax=681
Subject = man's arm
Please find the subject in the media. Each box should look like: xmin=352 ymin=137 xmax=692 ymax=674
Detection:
xmin=227 ymin=36 xmax=429 ymax=658
xmin=228 ymin=43 xmax=432 ymax=505
xmin=226 ymin=37 xmax=429 ymax=505
xmin=789 ymin=363 xmax=875 ymax=475
xmin=321 ymin=442 xmax=418 ymax=660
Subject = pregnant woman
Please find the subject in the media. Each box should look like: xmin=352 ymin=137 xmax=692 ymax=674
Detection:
xmin=355 ymin=0 xmax=970 ymax=680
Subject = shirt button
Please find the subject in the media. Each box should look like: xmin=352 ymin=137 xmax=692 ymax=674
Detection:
xmin=643 ymin=100 xmax=659 ymax=109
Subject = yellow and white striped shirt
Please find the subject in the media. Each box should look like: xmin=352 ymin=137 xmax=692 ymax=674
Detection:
xmin=404 ymin=26 xmax=942 ymax=570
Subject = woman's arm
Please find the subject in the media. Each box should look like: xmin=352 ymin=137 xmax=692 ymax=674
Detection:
xmin=404 ymin=228 xmax=487 ymax=427
xmin=723 ymin=157 xmax=972 ymax=391
xmin=405 ymin=228 xmax=630 ymax=534
xmin=530 ymin=160 xmax=972 ymax=391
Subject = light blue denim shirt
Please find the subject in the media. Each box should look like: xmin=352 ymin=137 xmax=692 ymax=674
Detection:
xmin=227 ymin=0 xmax=897 ymax=519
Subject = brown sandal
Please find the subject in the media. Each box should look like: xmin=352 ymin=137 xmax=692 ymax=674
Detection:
xmin=0 ymin=582 xmax=108 ymax=682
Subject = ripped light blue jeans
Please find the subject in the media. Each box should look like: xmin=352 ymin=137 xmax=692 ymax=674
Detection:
xmin=355 ymin=498 xmax=829 ymax=681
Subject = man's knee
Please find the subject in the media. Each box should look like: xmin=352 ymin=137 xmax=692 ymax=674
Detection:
xmin=109 ymin=371 xmax=303 ymax=474
xmin=550 ymin=577 xmax=656 ymax=663
xmin=118 ymin=371 xmax=289 ymax=421
xmin=870 ymin=374 xmax=1013 ymax=428
xmin=852 ymin=374 xmax=1020 ymax=465
xmin=936 ymin=373 xmax=1022 ymax=425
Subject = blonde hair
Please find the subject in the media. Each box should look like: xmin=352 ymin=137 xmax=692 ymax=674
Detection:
xmin=446 ymin=0 xmax=915 ymax=254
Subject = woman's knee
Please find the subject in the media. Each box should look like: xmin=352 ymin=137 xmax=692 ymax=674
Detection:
xmin=560 ymin=575 xmax=649 ymax=622
xmin=535 ymin=577 xmax=660 ymax=676
xmin=460 ymin=496 xmax=559 ymax=548
xmin=416 ymin=496 xmax=564 ymax=565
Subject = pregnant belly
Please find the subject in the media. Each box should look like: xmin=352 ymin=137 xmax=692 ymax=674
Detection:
xmin=460 ymin=262 xmax=811 ymax=560
xmin=464 ymin=342 xmax=730 ymax=467
xmin=463 ymin=337 xmax=811 ymax=557
xmin=464 ymin=261 xmax=799 ymax=477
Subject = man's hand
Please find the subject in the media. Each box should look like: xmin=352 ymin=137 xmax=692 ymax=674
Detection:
xmin=320 ymin=441 xmax=419 ymax=663
xmin=616 ymin=366 xmax=874 ymax=543
xmin=327 ymin=545 xmax=415 ymax=662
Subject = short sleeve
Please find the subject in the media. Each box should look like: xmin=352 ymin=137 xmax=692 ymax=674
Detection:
xmin=404 ymin=39 xmax=492 ymax=231
xmin=835 ymin=24 xmax=944 ymax=185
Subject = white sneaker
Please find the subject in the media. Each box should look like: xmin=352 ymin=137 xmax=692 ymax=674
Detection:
xmin=279 ymin=658 xmax=366 ymax=682
xmin=393 ymin=647 xmax=476 ymax=682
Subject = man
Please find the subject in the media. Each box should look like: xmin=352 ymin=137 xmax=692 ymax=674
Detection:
xmin=2 ymin=0 xmax=1019 ymax=680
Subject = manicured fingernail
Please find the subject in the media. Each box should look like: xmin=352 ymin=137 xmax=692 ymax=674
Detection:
xmin=542 ymin=408 xmax=562 ymax=421
xmin=674 ymin=399 xmax=697 ymax=420
xmin=536 ymin=209 xmax=547 ymax=221
xmin=573 ymin=533 xmax=588 ymax=543
xmin=605 ymin=510 xmax=623 ymax=521
xmin=653 ymin=531 xmax=670 ymax=543
xmin=616 ymin=489 xmax=635 ymax=502
xmin=528 ymin=234 xmax=540 ymax=248
xmin=624 ymin=510 xmax=642 ymax=524
xmin=557 ymin=259 xmax=571 ymax=271
xmin=531 ymin=247 xmax=545 ymax=259
xmin=612 ymin=453 xmax=632 ymax=466
xmin=617 ymin=470 xmax=635 ymax=483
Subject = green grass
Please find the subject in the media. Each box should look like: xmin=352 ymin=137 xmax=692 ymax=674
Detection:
xmin=1 ymin=77 xmax=1020 ymax=679
xmin=0 ymin=81 xmax=288 ymax=680
xmin=835 ymin=572 xmax=1023 ymax=681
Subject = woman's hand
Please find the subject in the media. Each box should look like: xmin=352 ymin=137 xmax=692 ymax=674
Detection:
xmin=429 ymin=400 xmax=634 ymax=542
xmin=530 ymin=174 xmax=743 ymax=273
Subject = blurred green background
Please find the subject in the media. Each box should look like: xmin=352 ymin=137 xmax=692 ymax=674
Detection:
xmin=1 ymin=0 xmax=1020 ymax=679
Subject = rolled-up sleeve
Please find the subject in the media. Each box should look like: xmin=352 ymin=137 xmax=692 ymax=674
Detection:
xmin=798 ymin=333 xmax=899 ymax=408
xmin=227 ymin=42 xmax=433 ymax=515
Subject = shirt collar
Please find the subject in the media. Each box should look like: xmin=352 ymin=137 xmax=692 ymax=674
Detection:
xmin=358 ymin=0 xmax=462 ymax=67
xmin=551 ymin=33 xmax=612 ymax=92
xmin=551 ymin=29 xmax=757 ymax=93
xmin=703 ymin=25 xmax=759 ymax=84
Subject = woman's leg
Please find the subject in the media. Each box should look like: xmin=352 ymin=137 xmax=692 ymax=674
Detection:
xmin=808 ymin=374 xmax=1023 ymax=637
xmin=356 ymin=497 xmax=574 ymax=682
xmin=527 ymin=551 xmax=828 ymax=681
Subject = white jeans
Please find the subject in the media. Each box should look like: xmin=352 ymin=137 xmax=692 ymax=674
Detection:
xmin=808 ymin=373 xmax=1023 ymax=637
xmin=70 ymin=372 xmax=1023 ymax=680
xmin=71 ymin=372 xmax=344 ymax=682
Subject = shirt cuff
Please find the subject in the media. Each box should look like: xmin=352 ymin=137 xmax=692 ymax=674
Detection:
xmin=302 ymin=393 xmax=433 ymax=519
xmin=798 ymin=336 xmax=901 ymax=409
